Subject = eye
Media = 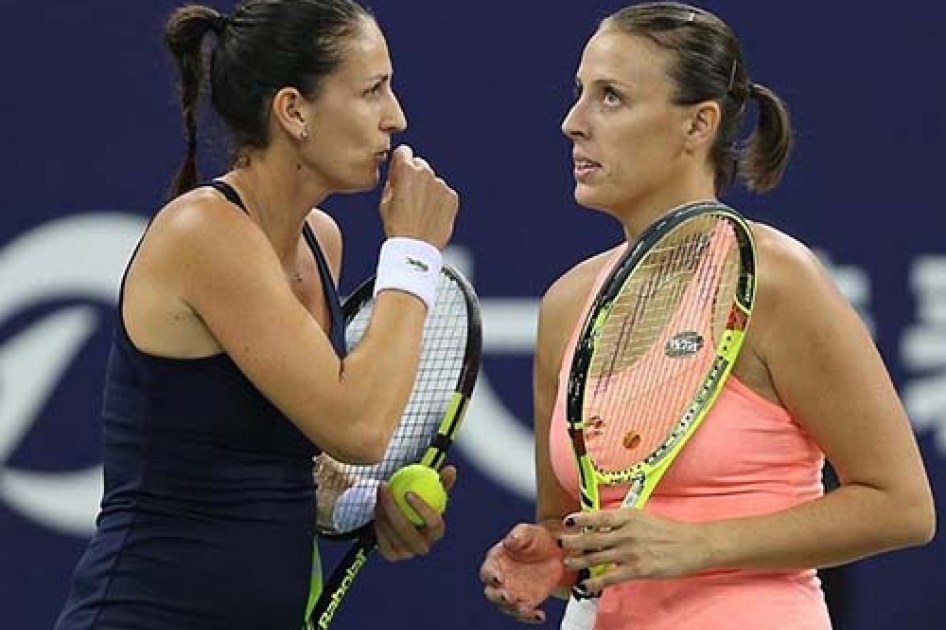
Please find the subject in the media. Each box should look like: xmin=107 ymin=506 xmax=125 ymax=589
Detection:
xmin=602 ymin=86 xmax=622 ymax=106
xmin=364 ymin=78 xmax=387 ymax=97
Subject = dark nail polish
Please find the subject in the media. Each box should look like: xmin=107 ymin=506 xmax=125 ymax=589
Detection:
xmin=564 ymin=516 xmax=576 ymax=527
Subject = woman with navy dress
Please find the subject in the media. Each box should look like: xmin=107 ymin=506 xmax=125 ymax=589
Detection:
xmin=54 ymin=1 xmax=459 ymax=628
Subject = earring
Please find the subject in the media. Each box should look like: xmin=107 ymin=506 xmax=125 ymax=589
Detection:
xmin=300 ymin=128 xmax=309 ymax=141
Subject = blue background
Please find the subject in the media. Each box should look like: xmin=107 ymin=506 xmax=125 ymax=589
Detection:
xmin=1 ymin=1 xmax=944 ymax=629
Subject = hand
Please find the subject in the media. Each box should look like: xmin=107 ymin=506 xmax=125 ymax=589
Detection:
xmin=558 ymin=507 xmax=710 ymax=594
xmin=379 ymin=144 xmax=459 ymax=250
xmin=374 ymin=465 xmax=457 ymax=561
xmin=479 ymin=523 xmax=566 ymax=624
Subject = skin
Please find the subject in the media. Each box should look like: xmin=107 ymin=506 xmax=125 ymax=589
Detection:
xmin=480 ymin=27 xmax=935 ymax=623
xmin=124 ymin=16 xmax=457 ymax=560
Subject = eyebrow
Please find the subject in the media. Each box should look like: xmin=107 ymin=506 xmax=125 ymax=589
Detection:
xmin=576 ymin=76 xmax=634 ymax=91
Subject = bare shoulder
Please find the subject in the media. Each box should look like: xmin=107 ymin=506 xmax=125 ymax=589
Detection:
xmin=122 ymin=187 xmax=274 ymax=357
xmin=135 ymin=186 xmax=284 ymax=296
xmin=537 ymin=245 xmax=624 ymax=363
xmin=148 ymin=187 xmax=261 ymax=254
xmin=543 ymin=247 xmax=619 ymax=317
xmin=305 ymin=208 xmax=343 ymax=283
xmin=749 ymin=221 xmax=843 ymax=312
xmin=747 ymin=220 xmax=864 ymax=360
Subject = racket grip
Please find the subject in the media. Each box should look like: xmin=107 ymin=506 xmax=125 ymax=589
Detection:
xmin=560 ymin=594 xmax=599 ymax=630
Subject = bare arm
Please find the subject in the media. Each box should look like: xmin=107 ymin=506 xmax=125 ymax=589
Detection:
xmin=141 ymin=150 xmax=457 ymax=465
xmin=700 ymin=227 xmax=935 ymax=569
xmin=162 ymin=200 xmax=426 ymax=463
xmin=533 ymin=284 xmax=580 ymax=598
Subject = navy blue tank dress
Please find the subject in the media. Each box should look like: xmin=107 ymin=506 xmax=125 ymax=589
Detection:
xmin=55 ymin=181 xmax=346 ymax=630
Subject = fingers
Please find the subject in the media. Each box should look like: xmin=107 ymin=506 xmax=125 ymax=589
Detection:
xmin=438 ymin=465 xmax=457 ymax=492
xmin=562 ymin=547 xmax=620 ymax=573
xmin=374 ymin=483 xmax=442 ymax=562
xmin=379 ymin=144 xmax=458 ymax=249
xmin=579 ymin=570 xmax=623 ymax=596
xmin=404 ymin=491 xmax=446 ymax=535
xmin=482 ymin=586 xmax=546 ymax=625
xmin=478 ymin=542 xmax=505 ymax=586
xmin=558 ymin=528 xmax=614 ymax=554
xmin=387 ymin=144 xmax=415 ymax=177
xmin=387 ymin=144 xmax=431 ymax=183
xmin=564 ymin=507 xmax=634 ymax=531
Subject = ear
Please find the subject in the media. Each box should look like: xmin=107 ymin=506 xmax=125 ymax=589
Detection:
xmin=271 ymin=87 xmax=311 ymax=141
xmin=684 ymin=101 xmax=721 ymax=153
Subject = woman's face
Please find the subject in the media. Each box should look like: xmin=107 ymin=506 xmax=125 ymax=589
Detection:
xmin=304 ymin=18 xmax=407 ymax=193
xmin=561 ymin=30 xmax=697 ymax=219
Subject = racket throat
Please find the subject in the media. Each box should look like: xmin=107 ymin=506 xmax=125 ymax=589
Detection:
xmin=621 ymin=473 xmax=646 ymax=507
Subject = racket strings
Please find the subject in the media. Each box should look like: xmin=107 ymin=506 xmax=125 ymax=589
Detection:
xmin=584 ymin=219 xmax=739 ymax=476
xmin=594 ymin=231 xmax=711 ymax=377
xmin=315 ymin=275 xmax=471 ymax=535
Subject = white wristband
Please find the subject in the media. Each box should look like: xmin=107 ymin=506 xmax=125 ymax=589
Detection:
xmin=373 ymin=237 xmax=443 ymax=310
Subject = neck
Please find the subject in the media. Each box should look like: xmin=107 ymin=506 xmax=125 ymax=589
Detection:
xmin=617 ymin=172 xmax=717 ymax=243
xmin=225 ymin=147 xmax=329 ymax=263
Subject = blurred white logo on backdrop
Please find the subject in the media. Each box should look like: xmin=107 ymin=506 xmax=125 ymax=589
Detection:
xmin=0 ymin=214 xmax=146 ymax=536
xmin=902 ymin=256 xmax=946 ymax=452
xmin=446 ymin=249 xmax=539 ymax=500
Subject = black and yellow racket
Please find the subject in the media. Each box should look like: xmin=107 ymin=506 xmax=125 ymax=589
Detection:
xmin=306 ymin=263 xmax=482 ymax=630
xmin=560 ymin=202 xmax=757 ymax=630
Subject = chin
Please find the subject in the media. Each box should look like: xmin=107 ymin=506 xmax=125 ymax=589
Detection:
xmin=573 ymin=187 xmax=609 ymax=212
xmin=337 ymin=171 xmax=380 ymax=194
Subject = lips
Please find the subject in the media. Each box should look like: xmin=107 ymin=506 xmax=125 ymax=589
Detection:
xmin=573 ymin=152 xmax=601 ymax=180
xmin=572 ymin=152 xmax=601 ymax=170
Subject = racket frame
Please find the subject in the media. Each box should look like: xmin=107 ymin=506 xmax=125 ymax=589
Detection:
xmin=307 ymin=264 xmax=482 ymax=630
xmin=565 ymin=202 xmax=756 ymax=585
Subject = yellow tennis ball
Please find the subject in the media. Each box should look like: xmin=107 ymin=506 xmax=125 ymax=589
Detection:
xmin=388 ymin=464 xmax=447 ymax=526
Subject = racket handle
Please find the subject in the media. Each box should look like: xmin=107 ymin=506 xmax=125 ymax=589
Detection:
xmin=560 ymin=594 xmax=599 ymax=630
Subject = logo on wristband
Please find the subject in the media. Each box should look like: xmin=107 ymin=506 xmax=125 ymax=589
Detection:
xmin=404 ymin=256 xmax=430 ymax=273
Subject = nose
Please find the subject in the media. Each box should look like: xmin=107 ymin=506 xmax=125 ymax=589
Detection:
xmin=561 ymin=100 xmax=587 ymax=141
xmin=383 ymin=90 xmax=408 ymax=133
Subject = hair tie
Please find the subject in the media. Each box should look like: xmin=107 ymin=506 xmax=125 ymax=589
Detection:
xmin=727 ymin=59 xmax=755 ymax=102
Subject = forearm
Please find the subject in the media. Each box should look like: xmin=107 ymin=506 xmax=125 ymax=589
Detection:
xmin=330 ymin=292 xmax=427 ymax=459
xmin=701 ymin=483 xmax=935 ymax=571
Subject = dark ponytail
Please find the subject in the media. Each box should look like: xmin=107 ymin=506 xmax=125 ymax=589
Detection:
xmin=164 ymin=5 xmax=225 ymax=199
xmin=739 ymin=82 xmax=792 ymax=193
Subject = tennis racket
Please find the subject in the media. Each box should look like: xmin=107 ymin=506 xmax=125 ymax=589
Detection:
xmin=305 ymin=263 xmax=482 ymax=630
xmin=560 ymin=201 xmax=757 ymax=630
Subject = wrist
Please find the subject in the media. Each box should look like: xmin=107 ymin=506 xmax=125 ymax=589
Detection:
xmin=373 ymin=237 xmax=443 ymax=310
xmin=695 ymin=520 xmax=728 ymax=571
